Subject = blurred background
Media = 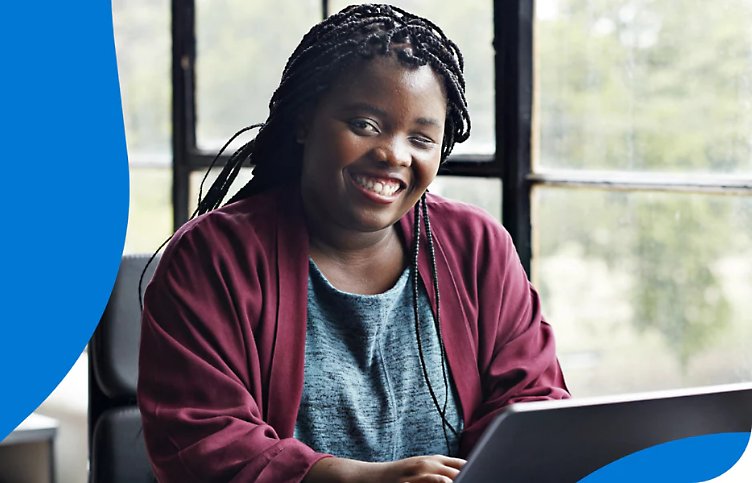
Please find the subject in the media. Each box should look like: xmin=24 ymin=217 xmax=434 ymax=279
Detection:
xmin=32 ymin=0 xmax=752 ymax=481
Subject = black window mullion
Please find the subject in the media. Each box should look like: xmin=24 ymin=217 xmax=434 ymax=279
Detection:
xmin=172 ymin=0 xmax=196 ymax=229
xmin=495 ymin=0 xmax=534 ymax=276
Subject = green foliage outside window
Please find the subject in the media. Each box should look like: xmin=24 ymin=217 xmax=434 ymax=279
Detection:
xmin=536 ymin=0 xmax=752 ymax=391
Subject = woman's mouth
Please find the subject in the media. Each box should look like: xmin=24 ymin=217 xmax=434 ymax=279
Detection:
xmin=351 ymin=173 xmax=403 ymax=197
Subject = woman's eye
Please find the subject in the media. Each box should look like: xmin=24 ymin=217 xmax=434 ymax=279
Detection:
xmin=411 ymin=136 xmax=436 ymax=149
xmin=348 ymin=119 xmax=379 ymax=134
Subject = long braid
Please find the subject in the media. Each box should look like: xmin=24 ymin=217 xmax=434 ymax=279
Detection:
xmin=195 ymin=123 xmax=263 ymax=216
xmin=422 ymin=194 xmax=458 ymax=439
xmin=412 ymin=195 xmax=460 ymax=455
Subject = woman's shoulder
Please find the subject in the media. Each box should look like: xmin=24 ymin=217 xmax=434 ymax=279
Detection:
xmin=172 ymin=191 xmax=273 ymax=245
xmin=160 ymin=185 xmax=301 ymax=271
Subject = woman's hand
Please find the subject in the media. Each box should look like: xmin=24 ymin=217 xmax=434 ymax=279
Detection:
xmin=305 ymin=454 xmax=467 ymax=483
xmin=377 ymin=455 xmax=467 ymax=482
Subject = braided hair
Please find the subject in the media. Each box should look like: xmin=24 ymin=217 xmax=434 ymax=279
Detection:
xmin=145 ymin=3 xmax=470 ymax=455
xmin=196 ymin=3 xmax=470 ymax=213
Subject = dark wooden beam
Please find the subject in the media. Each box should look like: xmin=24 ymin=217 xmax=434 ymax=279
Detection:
xmin=171 ymin=0 xmax=196 ymax=229
xmin=496 ymin=0 xmax=534 ymax=275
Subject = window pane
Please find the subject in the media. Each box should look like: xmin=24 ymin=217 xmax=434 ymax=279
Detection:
xmin=195 ymin=0 xmax=320 ymax=151
xmin=323 ymin=0 xmax=495 ymax=155
xmin=535 ymin=0 xmax=752 ymax=174
xmin=125 ymin=167 xmax=172 ymax=254
xmin=429 ymin=177 xmax=501 ymax=221
xmin=113 ymin=0 xmax=172 ymax=253
xmin=113 ymin=0 xmax=171 ymax=156
xmin=533 ymin=187 xmax=752 ymax=396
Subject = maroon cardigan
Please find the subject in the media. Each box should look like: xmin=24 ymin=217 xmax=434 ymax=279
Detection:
xmin=138 ymin=185 xmax=569 ymax=482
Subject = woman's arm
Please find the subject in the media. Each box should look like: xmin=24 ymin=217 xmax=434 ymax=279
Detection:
xmin=137 ymin=223 xmax=326 ymax=482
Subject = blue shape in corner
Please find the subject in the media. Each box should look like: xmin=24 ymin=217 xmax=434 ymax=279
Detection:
xmin=0 ymin=2 xmax=128 ymax=439
xmin=581 ymin=432 xmax=750 ymax=482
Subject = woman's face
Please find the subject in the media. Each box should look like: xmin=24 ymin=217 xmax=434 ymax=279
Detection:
xmin=299 ymin=54 xmax=447 ymax=238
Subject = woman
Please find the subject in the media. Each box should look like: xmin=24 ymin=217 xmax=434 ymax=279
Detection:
xmin=138 ymin=4 xmax=569 ymax=482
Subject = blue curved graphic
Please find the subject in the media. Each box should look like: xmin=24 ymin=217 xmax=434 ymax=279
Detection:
xmin=581 ymin=432 xmax=750 ymax=482
xmin=0 ymin=2 xmax=129 ymax=439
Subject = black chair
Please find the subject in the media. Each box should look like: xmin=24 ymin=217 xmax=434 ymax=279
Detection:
xmin=88 ymin=254 xmax=158 ymax=483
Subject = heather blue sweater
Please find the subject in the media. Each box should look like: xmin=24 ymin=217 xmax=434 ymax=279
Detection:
xmin=294 ymin=260 xmax=462 ymax=461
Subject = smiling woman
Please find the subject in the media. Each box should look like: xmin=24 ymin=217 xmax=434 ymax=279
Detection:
xmin=137 ymin=4 xmax=569 ymax=483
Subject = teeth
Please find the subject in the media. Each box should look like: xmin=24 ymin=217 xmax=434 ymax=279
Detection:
xmin=354 ymin=174 xmax=400 ymax=196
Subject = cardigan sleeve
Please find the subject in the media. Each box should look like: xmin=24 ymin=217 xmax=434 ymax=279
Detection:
xmin=137 ymin=218 xmax=328 ymax=482
xmin=453 ymin=209 xmax=570 ymax=454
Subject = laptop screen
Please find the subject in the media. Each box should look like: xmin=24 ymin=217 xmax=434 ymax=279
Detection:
xmin=455 ymin=383 xmax=752 ymax=482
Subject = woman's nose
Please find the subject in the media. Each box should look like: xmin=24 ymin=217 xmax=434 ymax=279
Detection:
xmin=372 ymin=138 xmax=411 ymax=167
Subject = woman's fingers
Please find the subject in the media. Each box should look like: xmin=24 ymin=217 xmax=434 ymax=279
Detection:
xmin=393 ymin=454 xmax=467 ymax=482
xmin=434 ymin=455 xmax=467 ymax=470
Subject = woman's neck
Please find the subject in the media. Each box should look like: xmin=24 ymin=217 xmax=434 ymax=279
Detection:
xmin=307 ymin=224 xmax=407 ymax=295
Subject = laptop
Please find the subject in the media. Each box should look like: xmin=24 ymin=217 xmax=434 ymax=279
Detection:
xmin=454 ymin=382 xmax=752 ymax=482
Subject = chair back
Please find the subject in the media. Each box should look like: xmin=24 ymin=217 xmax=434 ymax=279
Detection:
xmin=88 ymin=254 xmax=158 ymax=483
